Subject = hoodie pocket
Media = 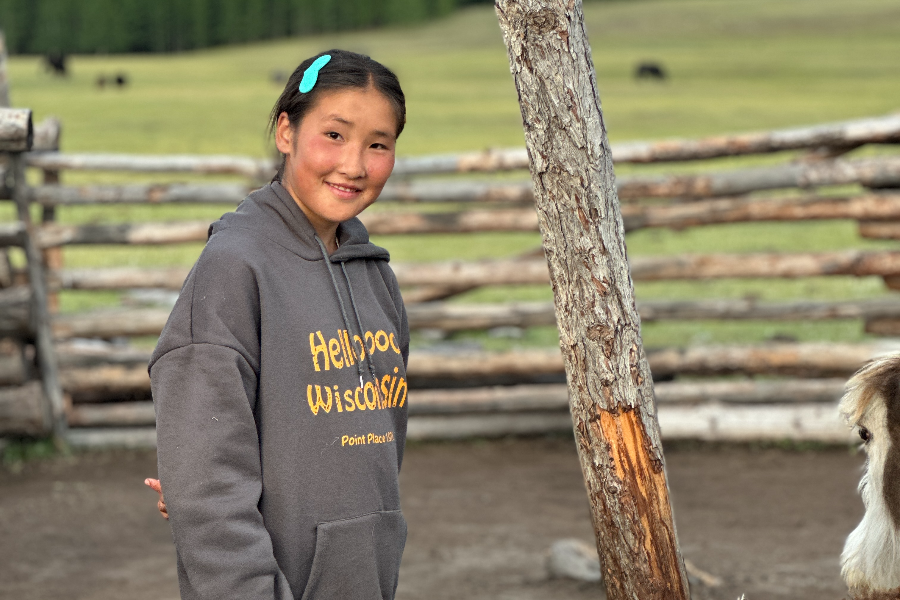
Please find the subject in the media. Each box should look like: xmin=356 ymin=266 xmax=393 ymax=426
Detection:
xmin=299 ymin=510 xmax=407 ymax=600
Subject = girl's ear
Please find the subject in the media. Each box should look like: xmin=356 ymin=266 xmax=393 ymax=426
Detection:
xmin=274 ymin=112 xmax=294 ymax=155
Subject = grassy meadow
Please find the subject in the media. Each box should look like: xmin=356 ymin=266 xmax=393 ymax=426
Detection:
xmin=4 ymin=0 xmax=900 ymax=349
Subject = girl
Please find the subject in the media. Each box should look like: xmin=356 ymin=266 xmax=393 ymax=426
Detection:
xmin=146 ymin=50 xmax=410 ymax=600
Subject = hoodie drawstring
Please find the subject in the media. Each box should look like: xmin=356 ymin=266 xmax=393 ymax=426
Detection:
xmin=314 ymin=235 xmax=380 ymax=396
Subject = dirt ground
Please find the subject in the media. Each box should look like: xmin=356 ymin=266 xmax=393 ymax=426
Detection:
xmin=0 ymin=436 xmax=864 ymax=600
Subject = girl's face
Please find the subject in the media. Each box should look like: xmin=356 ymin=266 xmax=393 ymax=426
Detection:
xmin=275 ymin=86 xmax=397 ymax=240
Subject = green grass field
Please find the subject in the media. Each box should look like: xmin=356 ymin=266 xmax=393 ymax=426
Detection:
xmin=5 ymin=0 xmax=900 ymax=349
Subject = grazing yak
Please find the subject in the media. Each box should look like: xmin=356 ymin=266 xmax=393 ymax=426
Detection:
xmin=839 ymin=355 xmax=900 ymax=599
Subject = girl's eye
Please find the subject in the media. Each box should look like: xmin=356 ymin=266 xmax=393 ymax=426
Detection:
xmin=370 ymin=143 xmax=389 ymax=150
xmin=326 ymin=131 xmax=341 ymax=140
xmin=859 ymin=426 xmax=872 ymax=443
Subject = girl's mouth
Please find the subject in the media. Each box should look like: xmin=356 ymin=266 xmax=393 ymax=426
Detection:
xmin=327 ymin=182 xmax=362 ymax=197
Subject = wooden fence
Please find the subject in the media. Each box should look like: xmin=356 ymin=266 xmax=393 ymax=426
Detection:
xmin=2 ymin=111 xmax=900 ymax=447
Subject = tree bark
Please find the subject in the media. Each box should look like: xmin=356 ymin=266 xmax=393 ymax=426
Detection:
xmin=495 ymin=2 xmax=690 ymax=598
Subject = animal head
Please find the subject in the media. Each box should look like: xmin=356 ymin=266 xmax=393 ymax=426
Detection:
xmin=838 ymin=354 xmax=900 ymax=598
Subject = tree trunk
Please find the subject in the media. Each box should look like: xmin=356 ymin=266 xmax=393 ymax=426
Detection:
xmin=495 ymin=1 xmax=690 ymax=598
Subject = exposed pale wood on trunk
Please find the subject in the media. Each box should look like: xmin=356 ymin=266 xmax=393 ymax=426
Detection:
xmin=11 ymin=154 xmax=66 ymax=437
xmin=622 ymin=193 xmax=900 ymax=232
xmin=0 ymin=381 xmax=48 ymax=436
xmin=496 ymin=1 xmax=689 ymax=597
xmin=0 ymin=108 xmax=32 ymax=152
xmin=25 ymin=152 xmax=275 ymax=179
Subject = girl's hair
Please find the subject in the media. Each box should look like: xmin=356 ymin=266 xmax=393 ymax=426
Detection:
xmin=268 ymin=49 xmax=406 ymax=179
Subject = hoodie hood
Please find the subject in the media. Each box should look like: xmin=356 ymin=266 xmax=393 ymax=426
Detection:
xmin=209 ymin=181 xmax=391 ymax=263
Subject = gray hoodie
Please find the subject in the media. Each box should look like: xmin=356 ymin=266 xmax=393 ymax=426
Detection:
xmin=150 ymin=182 xmax=409 ymax=600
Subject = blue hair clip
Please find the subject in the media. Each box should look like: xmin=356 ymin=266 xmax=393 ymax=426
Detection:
xmin=299 ymin=54 xmax=332 ymax=94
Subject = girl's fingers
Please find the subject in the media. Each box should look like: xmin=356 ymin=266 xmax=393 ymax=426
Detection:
xmin=144 ymin=478 xmax=162 ymax=494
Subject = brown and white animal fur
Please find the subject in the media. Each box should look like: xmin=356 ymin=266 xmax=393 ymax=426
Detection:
xmin=839 ymin=355 xmax=900 ymax=599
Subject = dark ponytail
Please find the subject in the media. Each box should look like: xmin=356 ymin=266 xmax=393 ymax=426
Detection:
xmin=269 ymin=49 xmax=406 ymax=180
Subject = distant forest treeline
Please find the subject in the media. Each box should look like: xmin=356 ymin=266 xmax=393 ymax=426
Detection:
xmin=0 ymin=0 xmax=488 ymax=54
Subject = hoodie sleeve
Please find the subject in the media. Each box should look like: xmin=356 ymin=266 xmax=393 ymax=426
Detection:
xmin=150 ymin=240 xmax=293 ymax=600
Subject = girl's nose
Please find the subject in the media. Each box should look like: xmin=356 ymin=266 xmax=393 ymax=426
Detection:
xmin=339 ymin=147 xmax=367 ymax=179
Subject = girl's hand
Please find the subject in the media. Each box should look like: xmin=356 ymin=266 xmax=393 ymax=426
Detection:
xmin=144 ymin=478 xmax=169 ymax=520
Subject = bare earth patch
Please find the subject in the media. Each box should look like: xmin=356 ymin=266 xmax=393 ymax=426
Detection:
xmin=0 ymin=437 xmax=864 ymax=600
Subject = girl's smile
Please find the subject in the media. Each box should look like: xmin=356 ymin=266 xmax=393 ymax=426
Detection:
xmin=275 ymin=85 xmax=398 ymax=251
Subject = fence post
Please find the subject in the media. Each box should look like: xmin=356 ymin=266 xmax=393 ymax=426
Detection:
xmin=38 ymin=119 xmax=62 ymax=312
xmin=495 ymin=1 xmax=691 ymax=598
xmin=1 ymin=108 xmax=67 ymax=440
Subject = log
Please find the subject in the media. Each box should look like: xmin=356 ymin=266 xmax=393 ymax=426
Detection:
xmin=24 ymin=152 xmax=275 ymax=180
xmin=407 ymin=342 xmax=899 ymax=383
xmin=52 ymin=308 xmax=171 ymax=340
xmin=657 ymin=402 xmax=853 ymax=443
xmin=406 ymin=298 xmax=900 ymax=332
xmin=623 ymin=192 xmax=900 ymax=232
xmin=11 ymin=154 xmax=65 ymax=437
xmin=56 ymin=342 xmax=152 ymax=368
xmin=0 ymin=108 xmax=32 ymax=152
xmin=62 ymin=378 xmax=849 ymax=428
xmin=0 ymin=381 xmax=48 ymax=436
xmin=630 ymin=249 xmax=900 ymax=281
xmin=0 ymin=108 xmax=34 ymax=152
xmin=59 ymin=364 xmax=150 ymax=398
xmin=29 ymin=182 xmax=252 ymax=206
xmin=612 ymin=113 xmax=900 ymax=164
xmin=636 ymin=297 xmax=900 ymax=322
xmin=0 ymin=338 xmax=26 ymax=387
xmin=65 ymin=427 xmax=158 ymax=449
xmin=0 ymin=286 xmax=31 ymax=337
xmin=67 ymin=401 xmax=155 ymax=427
xmin=36 ymin=221 xmax=212 ymax=247
xmin=32 ymin=117 xmax=61 ymax=152
xmin=864 ymin=317 xmax=900 ymax=336
xmin=0 ymin=222 xmax=24 ymax=247
xmin=55 ymin=266 xmax=191 ymax=291
xmin=359 ymin=207 xmax=539 ymax=234
xmin=617 ymin=155 xmax=900 ymax=200
xmin=32 ymin=208 xmax=539 ymax=248
xmin=50 ymin=249 xmax=900 ymax=292
xmin=859 ymin=221 xmax=900 ymax=240
xmin=59 ymin=401 xmax=857 ymax=448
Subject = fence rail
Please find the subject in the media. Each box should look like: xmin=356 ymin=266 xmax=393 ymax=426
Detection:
xmin=4 ymin=111 xmax=900 ymax=445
